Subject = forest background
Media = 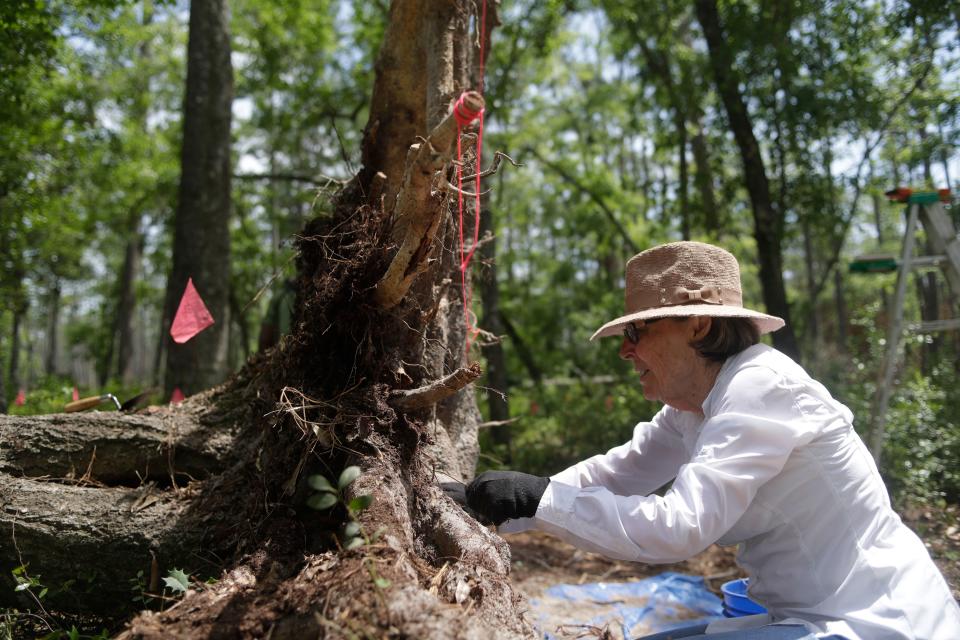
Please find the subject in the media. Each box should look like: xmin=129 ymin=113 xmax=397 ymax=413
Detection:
xmin=2 ymin=0 xmax=959 ymax=514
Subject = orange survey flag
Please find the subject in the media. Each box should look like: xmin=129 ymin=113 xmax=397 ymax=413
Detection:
xmin=14 ymin=389 xmax=25 ymax=406
xmin=170 ymin=387 xmax=185 ymax=404
xmin=170 ymin=277 xmax=215 ymax=344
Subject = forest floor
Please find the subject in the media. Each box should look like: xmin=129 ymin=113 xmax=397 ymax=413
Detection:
xmin=504 ymin=501 xmax=960 ymax=639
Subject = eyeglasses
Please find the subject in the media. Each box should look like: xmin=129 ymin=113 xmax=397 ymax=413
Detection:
xmin=623 ymin=318 xmax=660 ymax=344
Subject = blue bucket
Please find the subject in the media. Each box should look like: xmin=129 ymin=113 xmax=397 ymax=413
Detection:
xmin=720 ymin=578 xmax=767 ymax=617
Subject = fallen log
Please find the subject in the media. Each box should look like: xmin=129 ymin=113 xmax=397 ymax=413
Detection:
xmin=0 ymin=410 xmax=234 ymax=486
xmin=0 ymin=475 xmax=205 ymax=615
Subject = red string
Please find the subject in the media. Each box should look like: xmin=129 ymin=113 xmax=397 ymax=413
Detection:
xmin=456 ymin=0 xmax=488 ymax=361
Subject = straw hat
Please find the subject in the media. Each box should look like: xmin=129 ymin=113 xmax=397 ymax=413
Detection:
xmin=590 ymin=241 xmax=785 ymax=340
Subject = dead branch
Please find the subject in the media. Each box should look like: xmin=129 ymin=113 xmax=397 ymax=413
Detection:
xmin=477 ymin=418 xmax=519 ymax=429
xmin=462 ymin=151 xmax=522 ymax=182
xmin=389 ymin=364 xmax=482 ymax=411
xmin=374 ymin=92 xmax=486 ymax=309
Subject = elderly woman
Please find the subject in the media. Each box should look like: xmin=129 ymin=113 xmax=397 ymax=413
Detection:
xmin=458 ymin=242 xmax=960 ymax=639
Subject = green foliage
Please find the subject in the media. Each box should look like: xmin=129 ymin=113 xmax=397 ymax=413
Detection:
xmin=305 ymin=467 xmax=384 ymax=549
xmin=12 ymin=565 xmax=46 ymax=602
xmin=161 ymin=568 xmax=190 ymax=595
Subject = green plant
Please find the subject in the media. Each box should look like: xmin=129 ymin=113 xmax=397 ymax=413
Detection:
xmin=11 ymin=565 xmax=46 ymax=602
xmin=306 ymin=467 xmax=390 ymax=589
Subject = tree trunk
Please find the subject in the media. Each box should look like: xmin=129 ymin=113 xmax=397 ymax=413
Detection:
xmin=4 ymin=1 xmax=534 ymax=637
xmin=117 ymin=212 xmax=143 ymax=385
xmin=691 ymin=121 xmax=718 ymax=232
xmin=7 ymin=306 xmax=22 ymax=402
xmin=116 ymin=5 xmax=152 ymax=386
xmin=478 ymin=198 xmax=512 ymax=461
xmin=695 ymin=0 xmax=800 ymax=360
xmin=45 ymin=280 xmax=61 ymax=376
xmin=0 ymin=336 xmax=6 ymax=414
xmin=163 ymin=0 xmax=233 ymax=397
xmin=833 ymin=267 xmax=848 ymax=354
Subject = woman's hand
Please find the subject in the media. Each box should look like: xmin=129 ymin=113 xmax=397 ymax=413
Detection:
xmin=465 ymin=470 xmax=550 ymax=525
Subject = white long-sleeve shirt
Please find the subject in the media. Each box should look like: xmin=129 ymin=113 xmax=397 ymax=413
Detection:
xmin=503 ymin=344 xmax=960 ymax=639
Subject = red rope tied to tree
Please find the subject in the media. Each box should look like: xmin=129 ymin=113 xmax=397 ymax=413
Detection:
xmin=456 ymin=0 xmax=488 ymax=360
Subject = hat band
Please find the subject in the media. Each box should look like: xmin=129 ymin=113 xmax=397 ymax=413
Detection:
xmin=628 ymin=284 xmax=741 ymax=313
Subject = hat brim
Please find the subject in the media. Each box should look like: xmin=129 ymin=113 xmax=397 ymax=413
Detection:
xmin=590 ymin=304 xmax=785 ymax=341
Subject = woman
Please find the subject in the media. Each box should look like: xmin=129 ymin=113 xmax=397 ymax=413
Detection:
xmin=459 ymin=241 xmax=960 ymax=639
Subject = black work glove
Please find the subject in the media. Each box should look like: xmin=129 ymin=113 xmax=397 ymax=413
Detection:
xmin=465 ymin=470 xmax=550 ymax=526
xmin=441 ymin=481 xmax=493 ymax=525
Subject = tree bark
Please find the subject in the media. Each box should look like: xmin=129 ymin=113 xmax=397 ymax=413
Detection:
xmin=0 ymin=411 xmax=234 ymax=485
xmin=0 ymin=475 xmax=205 ymax=614
xmin=694 ymin=0 xmax=800 ymax=360
xmin=163 ymin=0 xmax=233 ymax=397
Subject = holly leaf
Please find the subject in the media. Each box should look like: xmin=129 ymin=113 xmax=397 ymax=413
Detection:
xmin=163 ymin=568 xmax=190 ymax=594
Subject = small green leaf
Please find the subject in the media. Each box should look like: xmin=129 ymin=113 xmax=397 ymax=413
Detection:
xmin=38 ymin=587 xmax=48 ymax=599
xmin=338 ymin=466 xmax=361 ymax=489
xmin=370 ymin=525 xmax=387 ymax=542
xmin=163 ymin=568 xmax=190 ymax=593
xmin=374 ymin=577 xmax=391 ymax=589
xmin=348 ymin=494 xmax=373 ymax=513
xmin=306 ymin=492 xmax=338 ymax=510
xmin=15 ymin=583 xmax=29 ymax=591
xmin=343 ymin=521 xmax=361 ymax=538
xmin=308 ymin=474 xmax=336 ymax=494
xmin=345 ymin=536 xmax=365 ymax=550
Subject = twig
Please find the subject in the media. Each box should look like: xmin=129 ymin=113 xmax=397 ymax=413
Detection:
xmin=477 ymin=417 xmax=519 ymax=429
xmin=240 ymin=254 xmax=298 ymax=314
xmin=461 ymin=151 xmax=523 ymax=181
xmin=389 ymin=364 xmax=482 ymax=411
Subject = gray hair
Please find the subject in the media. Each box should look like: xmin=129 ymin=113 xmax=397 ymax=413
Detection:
xmin=691 ymin=316 xmax=760 ymax=362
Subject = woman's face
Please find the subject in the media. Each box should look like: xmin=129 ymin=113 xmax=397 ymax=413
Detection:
xmin=618 ymin=316 xmax=714 ymax=413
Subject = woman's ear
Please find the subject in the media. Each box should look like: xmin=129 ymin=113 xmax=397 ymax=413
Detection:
xmin=690 ymin=316 xmax=712 ymax=340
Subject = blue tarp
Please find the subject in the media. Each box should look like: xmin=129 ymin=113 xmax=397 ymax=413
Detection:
xmin=529 ymin=572 xmax=724 ymax=639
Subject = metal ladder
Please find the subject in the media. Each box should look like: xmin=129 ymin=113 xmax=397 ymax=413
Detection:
xmin=866 ymin=189 xmax=960 ymax=462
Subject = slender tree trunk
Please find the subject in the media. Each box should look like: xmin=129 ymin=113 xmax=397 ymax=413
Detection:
xmin=936 ymin=118 xmax=953 ymax=192
xmin=833 ymin=267 xmax=848 ymax=354
xmin=0 ymin=336 xmax=6 ymax=414
xmin=802 ymin=218 xmax=818 ymax=356
xmin=478 ymin=198 xmax=511 ymax=462
xmin=695 ymin=0 xmax=800 ymax=359
xmin=678 ymin=118 xmax=690 ymax=240
xmin=45 ymin=280 xmax=61 ymax=376
xmin=8 ymin=307 xmax=21 ymax=399
xmin=117 ymin=213 xmax=143 ymax=385
xmin=163 ymin=0 xmax=233 ymax=396
xmin=117 ymin=3 xmax=153 ymax=386
xmin=872 ymin=189 xmax=884 ymax=246
xmin=691 ymin=121 xmax=718 ymax=231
